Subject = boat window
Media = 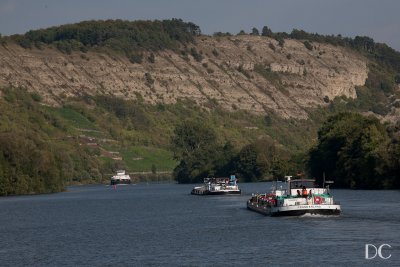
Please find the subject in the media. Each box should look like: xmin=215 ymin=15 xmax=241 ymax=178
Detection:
xmin=290 ymin=180 xmax=314 ymax=189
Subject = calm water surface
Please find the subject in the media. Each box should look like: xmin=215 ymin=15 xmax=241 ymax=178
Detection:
xmin=0 ymin=182 xmax=399 ymax=266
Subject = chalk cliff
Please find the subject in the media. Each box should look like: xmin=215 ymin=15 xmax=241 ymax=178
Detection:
xmin=0 ymin=35 xmax=369 ymax=119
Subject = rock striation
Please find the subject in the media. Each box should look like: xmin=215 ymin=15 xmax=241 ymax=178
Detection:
xmin=0 ymin=35 xmax=368 ymax=119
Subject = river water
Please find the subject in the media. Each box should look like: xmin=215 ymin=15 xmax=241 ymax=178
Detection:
xmin=0 ymin=182 xmax=399 ymax=266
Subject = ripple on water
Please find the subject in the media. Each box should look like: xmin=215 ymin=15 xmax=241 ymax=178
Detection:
xmin=0 ymin=182 xmax=399 ymax=266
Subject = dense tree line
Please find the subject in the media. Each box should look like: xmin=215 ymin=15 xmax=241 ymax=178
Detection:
xmin=1 ymin=86 xmax=312 ymax=194
xmin=1 ymin=89 xmax=398 ymax=193
xmin=171 ymin=120 xmax=299 ymax=183
xmin=307 ymin=112 xmax=399 ymax=189
xmin=171 ymin=114 xmax=399 ymax=189
xmin=12 ymin=19 xmax=201 ymax=55
xmin=0 ymin=88 xmax=105 ymax=196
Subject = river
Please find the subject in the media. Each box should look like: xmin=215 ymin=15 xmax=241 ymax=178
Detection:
xmin=0 ymin=182 xmax=399 ymax=266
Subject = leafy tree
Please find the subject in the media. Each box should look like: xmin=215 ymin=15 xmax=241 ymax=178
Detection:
xmin=212 ymin=142 xmax=236 ymax=177
xmin=171 ymin=120 xmax=220 ymax=183
xmin=151 ymin=164 xmax=157 ymax=174
xmin=307 ymin=112 xmax=391 ymax=189
xmin=290 ymin=29 xmax=309 ymax=40
xmin=251 ymin=27 xmax=259 ymax=36
xmin=353 ymin=36 xmax=375 ymax=52
xmin=233 ymin=138 xmax=283 ymax=182
xmin=261 ymin=26 xmax=273 ymax=37
xmin=270 ymin=157 xmax=289 ymax=181
xmin=234 ymin=144 xmax=260 ymax=182
xmin=384 ymin=123 xmax=400 ymax=188
xmin=386 ymin=140 xmax=400 ymax=188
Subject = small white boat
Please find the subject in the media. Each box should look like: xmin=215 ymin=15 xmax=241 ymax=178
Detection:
xmin=110 ymin=170 xmax=131 ymax=185
xmin=247 ymin=176 xmax=341 ymax=216
xmin=191 ymin=175 xmax=241 ymax=195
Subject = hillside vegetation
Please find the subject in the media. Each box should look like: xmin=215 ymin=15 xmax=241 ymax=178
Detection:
xmin=0 ymin=19 xmax=399 ymax=194
xmin=11 ymin=19 xmax=200 ymax=55
xmin=0 ymin=86 xmax=323 ymax=195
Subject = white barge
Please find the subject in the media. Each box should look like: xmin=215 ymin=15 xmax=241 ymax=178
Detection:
xmin=247 ymin=176 xmax=341 ymax=216
xmin=191 ymin=175 xmax=241 ymax=195
xmin=110 ymin=170 xmax=132 ymax=185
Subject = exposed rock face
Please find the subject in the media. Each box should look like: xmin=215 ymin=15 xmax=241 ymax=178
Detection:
xmin=0 ymin=36 xmax=368 ymax=119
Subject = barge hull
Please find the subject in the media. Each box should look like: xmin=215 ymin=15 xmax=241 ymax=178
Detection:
xmin=191 ymin=190 xmax=241 ymax=195
xmin=110 ymin=180 xmax=131 ymax=185
xmin=247 ymin=203 xmax=341 ymax=216
xmin=271 ymin=209 xmax=341 ymax=216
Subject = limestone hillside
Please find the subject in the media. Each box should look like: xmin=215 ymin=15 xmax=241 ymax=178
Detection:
xmin=0 ymin=35 xmax=369 ymax=119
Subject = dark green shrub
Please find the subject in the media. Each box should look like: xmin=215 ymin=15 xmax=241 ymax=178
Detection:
xmin=304 ymin=40 xmax=313 ymax=51
xmin=129 ymin=52 xmax=143 ymax=64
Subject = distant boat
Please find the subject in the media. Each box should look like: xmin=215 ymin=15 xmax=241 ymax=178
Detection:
xmin=247 ymin=176 xmax=341 ymax=216
xmin=110 ymin=170 xmax=131 ymax=185
xmin=191 ymin=175 xmax=241 ymax=195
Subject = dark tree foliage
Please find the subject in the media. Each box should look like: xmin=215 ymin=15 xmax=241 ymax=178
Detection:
xmin=287 ymin=28 xmax=400 ymax=72
xmin=147 ymin=52 xmax=155 ymax=63
xmin=303 ymin=40 xmax=313 ymax=51
xmin=251 ymin=27 xmax=259 ymax=36
xmin=190 ymin=47 xmax=203 ymax=62
xmin=289 ymin=28 xmax=351 ymax=47
xmin=261 ymin=26 xmax=273 ymax=37
xmin=232 ymin=138 xmax=292 ymax=182
xmin=213 ymin=32 xmax=232 ymax=37
xmin=170 ymin=119 xmax=293 ymax=183
xmin=270 ymin=32 xmax=288 ymax=47
xmin=170 ymin=120 xmax=293 ymax=184
xmin=0 ymin=88 xmax=104 ymax=196
xmin=171 ymin=120 xmax=224 ymax=183
xmin=94 ymin=95 xmax=150 ymax=130
xmin=211 ymin=142 xmax=236 ymax=177
xmin=386 ymin=124 xmax=400 ymax=188
xmin=287 ymin=29 xmax=400 ymax=73
xmin=233 ymin=144 xmax=262 ymax=182
xmin=129 ymin=52 xmax=144 ymax=64
xmin=14 ymin=19 xmax=201 ymax=56
xmin=395 ymin=74 xmax=400 ymax=84
xmin=307 ymin=112 xmax=399 ymax=189
xmin=353 ymin=36 xmax=375 ymax=52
